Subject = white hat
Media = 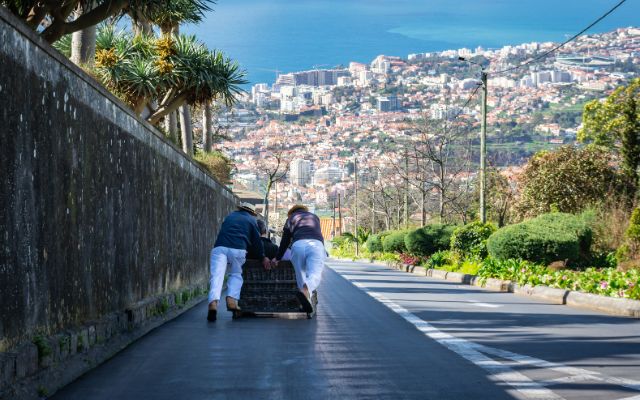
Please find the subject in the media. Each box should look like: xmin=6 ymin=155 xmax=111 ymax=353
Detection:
xmin=238 ymin=202 xmax=257 ymax=215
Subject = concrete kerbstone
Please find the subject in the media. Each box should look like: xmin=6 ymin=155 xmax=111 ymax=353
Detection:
xmin=479 ymin=278 xmax=513 ymax=292
xmin=528 ymin=285 xmax=568 ymax=305
xmin=430 ymin=269 xmax=448 ymax=280
xmin=566 ymin=291 xmax=640 ymax=318
xmin=446 ymin=272 xmax=475 ymax=284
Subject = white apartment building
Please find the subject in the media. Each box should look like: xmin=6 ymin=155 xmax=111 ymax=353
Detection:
xmin=290 ymin=159 xmax=312 ymax=186
xmin=313 ymin=166 xmax=343 ymax=185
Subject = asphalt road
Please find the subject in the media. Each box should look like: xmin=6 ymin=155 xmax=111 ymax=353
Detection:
xmin=53 ymin=260 xmax=640 ymax=400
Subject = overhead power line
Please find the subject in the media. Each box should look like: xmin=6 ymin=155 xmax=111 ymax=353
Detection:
xmin=448 ymin=83 xmax=482 ymax=122
xmin=490 ymin=0 xmax=628 ymax=76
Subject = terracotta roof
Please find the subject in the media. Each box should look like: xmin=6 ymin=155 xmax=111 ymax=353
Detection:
xmin=319 ymin=217 xmax=342 ymax=240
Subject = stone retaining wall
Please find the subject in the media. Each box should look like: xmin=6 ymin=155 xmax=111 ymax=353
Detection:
xmin=0 ymin=7 xmax=236 ymax=396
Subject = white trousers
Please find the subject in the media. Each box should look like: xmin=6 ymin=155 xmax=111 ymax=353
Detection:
xmin=209 ymin=246 xmax=246 ymax=303
xmin=290 ymin=239 xmax=326 ymax=293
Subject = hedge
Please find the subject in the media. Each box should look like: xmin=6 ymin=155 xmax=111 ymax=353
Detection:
xmin=487 ymin=212 xmax=592 ymax=265
xmin=366 ymin=234 xmax=384 ymax=253
xmin=382 ymin=231 xmax=409 ymax=253
xmin=450 ymin=221 xmax=496 ymax=258
xmin=405 ymin=224 xmax=456 ymax=257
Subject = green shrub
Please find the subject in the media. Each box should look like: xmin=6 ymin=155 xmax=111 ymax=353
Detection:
xmin=382 ymin=231 xmax=408 ymax=253
xmin=450 ymin=221 xmax=496 ymax=258
xmin=458 ymin=258 xmax=483 ymax=275
xmin=405 ymin=224 xmax=456 ymax=257
xmin=617 ymin=207 xmax=640 ymax=263
xmin=194 ymin=151 xmax=233 ymax=184
xmin=534 ymin=213 xmax=592 ymax=255
xmin=366 ymin=234 xmax=384 ymax=253
xmin=424 ymin=250 xmax=452 ymax=269
xmin=331 ymin=234 xmax=350 ymax=247
xmin=626 ymin=208 xmax=640 ymax=241
xmin=487 ymin=213 xmax=592 ymax=265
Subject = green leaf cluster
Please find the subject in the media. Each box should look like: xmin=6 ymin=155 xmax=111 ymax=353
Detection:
xmin=487 ymin=213 xmax=592 ymax=265
xmin=450 ymin=221 xmax=496 ymax=258
xmin=404 ymin=224 xmax=456 ymax=257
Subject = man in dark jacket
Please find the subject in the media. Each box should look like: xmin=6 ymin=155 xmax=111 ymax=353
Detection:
xmin=248 ymin=219 xmax=278 ymax=260
xmin=275 ymin=205 xmax=326 ymax=313
xmin=208 ymin=202 xmax=270 ymax=322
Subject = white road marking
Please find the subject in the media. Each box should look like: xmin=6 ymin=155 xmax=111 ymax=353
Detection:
xmin=466 ymin=299 xmax=501 ymax=308
xmin=475 ymin=343 xmax=640 ymax=392
xmin=330 ymin=265 xmax=640 ymax=400
xmin=349 ymin=280 xmax=564 ymax=400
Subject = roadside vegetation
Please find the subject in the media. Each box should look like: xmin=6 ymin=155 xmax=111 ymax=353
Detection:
xmin=3 ymin=0 xmax=242 ymax=183
xmin=332 ymin=79 xmax=640 ymax=301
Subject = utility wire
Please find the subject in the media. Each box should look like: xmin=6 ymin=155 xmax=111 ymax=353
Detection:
xmin=449 ymin=84 xmax=482 ymax=122
xmin=490 ymin=0 xmax=628 ymax=76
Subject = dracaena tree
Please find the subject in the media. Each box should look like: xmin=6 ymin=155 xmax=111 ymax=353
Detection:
xmin=93 ymin=25 xmax=246 ymax=125
xmin=1 ymin=0 xmax=212 ymax=43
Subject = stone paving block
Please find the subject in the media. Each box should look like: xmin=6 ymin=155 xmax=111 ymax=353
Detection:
xmin=37 ymin=337 xmax=56 ymax=369
xmin=0 ymin=353 xmax=16 ymax=390
xmin=14 ymin=343 xmax=38 ymax=378
xmin=88 ymin=325 xmax=97 ymax=347
xmin=77 ymin=328 xmax=89 ymax=353
xmin=95 ymin=323 xmax=107 ymax=344
xmin=69 ymin=331 xmax=78 ymax=356
xmin=56 ymin=333 xmax=70 ymax=360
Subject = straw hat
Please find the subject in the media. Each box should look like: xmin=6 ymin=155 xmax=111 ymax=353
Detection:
xmin=287 ymin=204 xmax=309 ymax=217
xmin=238 ymin=202 xmax=257 ymax=215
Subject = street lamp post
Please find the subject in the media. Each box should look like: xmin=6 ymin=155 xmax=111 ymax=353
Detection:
xmin=354 ymin=155 xmax=359 ymax=257
xmin=459 ymin=57 xmax=487 ymax=223
xmin=480 ymin=71 xmax=487 ymax=224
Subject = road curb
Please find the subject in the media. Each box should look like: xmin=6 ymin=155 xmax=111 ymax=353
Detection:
xmin=332 ymin=257 xmax=640 ymax=319
xmin=514 ymin=284 xmax=568 ymax=305
xmin=565 ymin=291 xmax=640 ymax=318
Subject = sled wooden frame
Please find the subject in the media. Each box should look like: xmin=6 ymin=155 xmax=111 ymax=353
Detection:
xmin=237 ymin=260 xmax=318 ymax=319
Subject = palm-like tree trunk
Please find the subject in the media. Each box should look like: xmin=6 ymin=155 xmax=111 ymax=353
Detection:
xmin=179 ymin=105 xmax=193 ymax=155
xmin=163 ymin=24 xmax=194 ymax=156
xmin=70 ymin=4 xmax=96 ymax=66
xmin=167 ymin=111 xmax=179 ymax=143
xmin=203 ymin=104 xmax=213 ymax=152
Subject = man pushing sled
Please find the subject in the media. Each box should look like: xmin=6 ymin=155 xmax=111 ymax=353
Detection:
xmin=208 ymin=203 xmax=325 ymax=321
xmin=273 ymin=205 xmax=326 ymax=314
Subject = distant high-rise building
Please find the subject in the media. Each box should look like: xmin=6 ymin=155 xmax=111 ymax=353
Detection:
xmin=275 ymin=69 xmax=349 ymax=87
xmin=290 ymin=159 xmax=312 ymax=186
xmin=377 ymin=96 xmax=401 ymax=112
xmin=371 ymin=55 xmax=392 ymax=74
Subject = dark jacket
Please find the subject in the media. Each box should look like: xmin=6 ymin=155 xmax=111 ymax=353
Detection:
xmin=214 ymin=210 xmax=264 ymax=259
xmin=276 ymin=211 xmax=324 ymax=260
xmin=248 ymin=237 xmax=278 ymax=260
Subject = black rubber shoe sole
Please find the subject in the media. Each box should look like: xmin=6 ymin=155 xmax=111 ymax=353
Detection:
xmin=207 ymin=309 xmax=217 ymax=322
xmin=296 ymin=292 xmax=314 ymax=313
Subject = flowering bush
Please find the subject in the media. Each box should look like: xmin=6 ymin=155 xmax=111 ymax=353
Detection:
xmin=477 ymin=257 xmax=640 ymax=300
xmin=399 ymin=253 xmax=421 ymax=266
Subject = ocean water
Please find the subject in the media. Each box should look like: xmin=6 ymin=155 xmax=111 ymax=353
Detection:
xmin=184 ymin=0 xmax=640 ymax=86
